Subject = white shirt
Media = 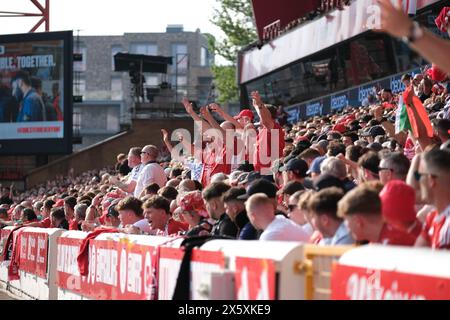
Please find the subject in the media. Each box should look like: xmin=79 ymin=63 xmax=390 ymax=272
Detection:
xmin=260 ymin=215 xmax=310 ymax=242
xmin=319 ymin=222 xmax=354 ymax=246
xmin=133 ymin=218 xmax=152 ymax=234
xmin=127 ymin=163 xmax=143 ymax=184
xmin=134 ymin=162 xmax=167 ymax=197
xmin=302 ymin=222 xmax=314 ymax=237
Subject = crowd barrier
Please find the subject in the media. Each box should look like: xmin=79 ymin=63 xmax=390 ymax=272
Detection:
xmin=0 ymin=227 xmax=63 ymax=300
xmin=1 ymin=227 xmax=450 ymax=300
xmin=331 ymin=245 xmax=450 ymax=300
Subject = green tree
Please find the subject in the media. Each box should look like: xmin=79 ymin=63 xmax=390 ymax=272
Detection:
xmin=209 ymin=0 xmax=257 ymax=104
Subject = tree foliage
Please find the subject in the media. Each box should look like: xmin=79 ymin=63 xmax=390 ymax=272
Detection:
xmin=209 ymin=0 xmax=257 ymax=104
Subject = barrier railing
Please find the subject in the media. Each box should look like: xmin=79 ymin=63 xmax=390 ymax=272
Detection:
xmin=301 ymin=245 xmax=354 ymax=300
xmin=0 ymin=227 xmax=63 ymax=300
xmin=2 ymin=228 xmax=450 ymax=300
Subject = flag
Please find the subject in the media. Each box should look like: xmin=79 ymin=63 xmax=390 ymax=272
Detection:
xmin=395 ymin=96 xmax=411 ymax=134
xmin=401 ymin=87 xmax=434 ymax=138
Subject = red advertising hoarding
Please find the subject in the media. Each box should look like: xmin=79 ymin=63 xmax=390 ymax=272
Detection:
xmin=18 ymin=231 xmax=48 ymax=278
xmin=331 ymin=264 xmax=450 ymax=300
xmin=235 ymin=257 xmax=276 ymax=300
xmin=56 ymin=237 xmax=157 ymax=300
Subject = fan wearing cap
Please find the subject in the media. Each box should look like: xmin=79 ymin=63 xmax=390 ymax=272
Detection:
xmin=278 ymin=181 xmax=304 ymax=212
xmin=338 ymin=185 xmax=416 ymax=246
xmin=105 ymin=200 xmax=121 ymax=228
xmin=234 ymin=109 xmax=255 ymax=128
xmin=179 ymin=191 xmax=213 ymax=237
xmin=202 ymin=182 xmax=237 ymax=238
xmin=380 ymin=181 xmax=422 ymax=242
xmin=143 ymin=195 xmax=188 ymax=236
xmin=245 ymin=193 xmax=309 ymax=242
xmin=208 ymin=102 xmax=254 ymax=130
xmin=251 ymin=91 xmax=285 ymax=175
xmin=223 ymin=187 xmax=257 ymax=240
xmin=279 ymin=158 xmax=309 ymax=189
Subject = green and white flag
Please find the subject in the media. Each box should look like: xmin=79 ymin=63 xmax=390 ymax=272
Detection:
xmin=395 ymin=96 xmax=412 ymax=134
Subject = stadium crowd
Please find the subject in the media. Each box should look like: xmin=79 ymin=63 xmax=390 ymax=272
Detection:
xmin=0 ymin=1 xmax=449 ymax=250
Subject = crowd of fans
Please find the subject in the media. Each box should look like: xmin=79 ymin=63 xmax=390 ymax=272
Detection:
xmin=0 ymin=2 xmax=449 ymax=251
xmin=1 ymin=70 xmax=448 ymax=248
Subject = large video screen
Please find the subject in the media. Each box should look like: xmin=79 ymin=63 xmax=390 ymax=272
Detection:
xmin=0 ymin=31 xmax=72 ymax=155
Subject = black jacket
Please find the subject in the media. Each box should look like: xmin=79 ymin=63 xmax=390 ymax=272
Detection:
xmin=211 ymin=213 xmax=238 ymax=238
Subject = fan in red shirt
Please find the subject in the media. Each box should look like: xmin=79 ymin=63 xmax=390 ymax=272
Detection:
xmin=198 ymin=105 xmax=238 ymax=186
xmin=143 ymin=195 xmax=188 ymax=236
xmin=63 ymin=196 xmax=79 ymax=231
xmin=251 ymin=91 xmax=285 ymax=175
xmin=380 ymin=180 xmax=421 ymax=243
xmin=414 ymin=150 xmax=450 ymax=249
xmin=338 ymin=185 xmax=415 ymax=246
xmin=22 ymin=199 xmax=55 ymax=228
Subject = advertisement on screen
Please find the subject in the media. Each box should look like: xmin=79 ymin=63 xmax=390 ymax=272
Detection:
xmin=0 ymin=31 xmax=72 ymax=155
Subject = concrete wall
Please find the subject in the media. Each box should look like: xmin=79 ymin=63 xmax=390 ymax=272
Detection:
xmin=25 ymin=118 xmax=194 ymax=188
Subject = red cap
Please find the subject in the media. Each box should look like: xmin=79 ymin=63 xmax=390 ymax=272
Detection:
xmin=380 ymin=180 xmax=416 ymax=223
xmin=234 ymin=109 xmax=254 ymax=121
xmin=427 ymin=64 xmax=448 ymax=82
xmin=332 ymin=123 xmax=347 ymax=134
xmin=179 ymin=191 xmax=209 ymax=218
xmin=53 ymin=199 xmax=65 ymax=208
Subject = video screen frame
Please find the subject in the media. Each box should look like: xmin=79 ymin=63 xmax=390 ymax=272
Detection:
xmin=0 ymin=30 xmax=73 ymax=155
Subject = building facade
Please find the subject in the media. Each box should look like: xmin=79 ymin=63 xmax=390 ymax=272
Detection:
xmin=72 ymin=25 xmax=214 ymax=150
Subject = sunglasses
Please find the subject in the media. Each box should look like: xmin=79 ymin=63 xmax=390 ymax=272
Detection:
xmin=414 ymin=171 xmax=437 ymax=181
xmin=287 ymin=204 xmax=297 ymax=212
xmin=140 ymin=151 xmax=150 ymax=155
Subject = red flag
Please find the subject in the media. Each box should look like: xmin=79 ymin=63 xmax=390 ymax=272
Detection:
xmin=402 ymin=87 xmax=433 ymax=139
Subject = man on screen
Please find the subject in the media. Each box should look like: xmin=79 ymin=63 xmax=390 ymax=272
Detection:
xmin=14 ymin=70 xmax=46 ymax=122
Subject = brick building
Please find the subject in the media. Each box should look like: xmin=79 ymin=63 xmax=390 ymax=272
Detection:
xmin=72 ymin=25 xmax=214 ymax=150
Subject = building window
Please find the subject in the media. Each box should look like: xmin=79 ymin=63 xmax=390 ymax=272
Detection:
xmin=111 ymin=45 xmax=122 ymax=71
xmin=73 ymin=78 xmax=86 ymax=99
xmin=171 ymin=75 xmax=187 ymax=96
xmin=130 ymin=43 xmax=158 ymax=55
xmin=201 ymin=47 xmax=212 ymax=67
xmin=171 ymin=43 xmax=188 ymax=72
xmin=74 ymin=47 xmax=87 ymax=72
xmin=145 ymin=75 xmax=159 ymax=86
xmin=171 ymin=75 xmax=187 ymax=87
xmin=111 ymin=78 xmax=123 ymax=100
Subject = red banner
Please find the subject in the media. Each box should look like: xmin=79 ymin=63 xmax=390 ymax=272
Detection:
xmin=331 ymin=264 xmax=450 ymax=300
xmin=18 ymin=231 xmax=48 ymax=278
xmin=56 ymin=237 xmax=158 ymax=300
xmin=0 ymin=228 xmax=12 ymax=262
xmin=235 ymin=257 xmax=276 ymax=300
